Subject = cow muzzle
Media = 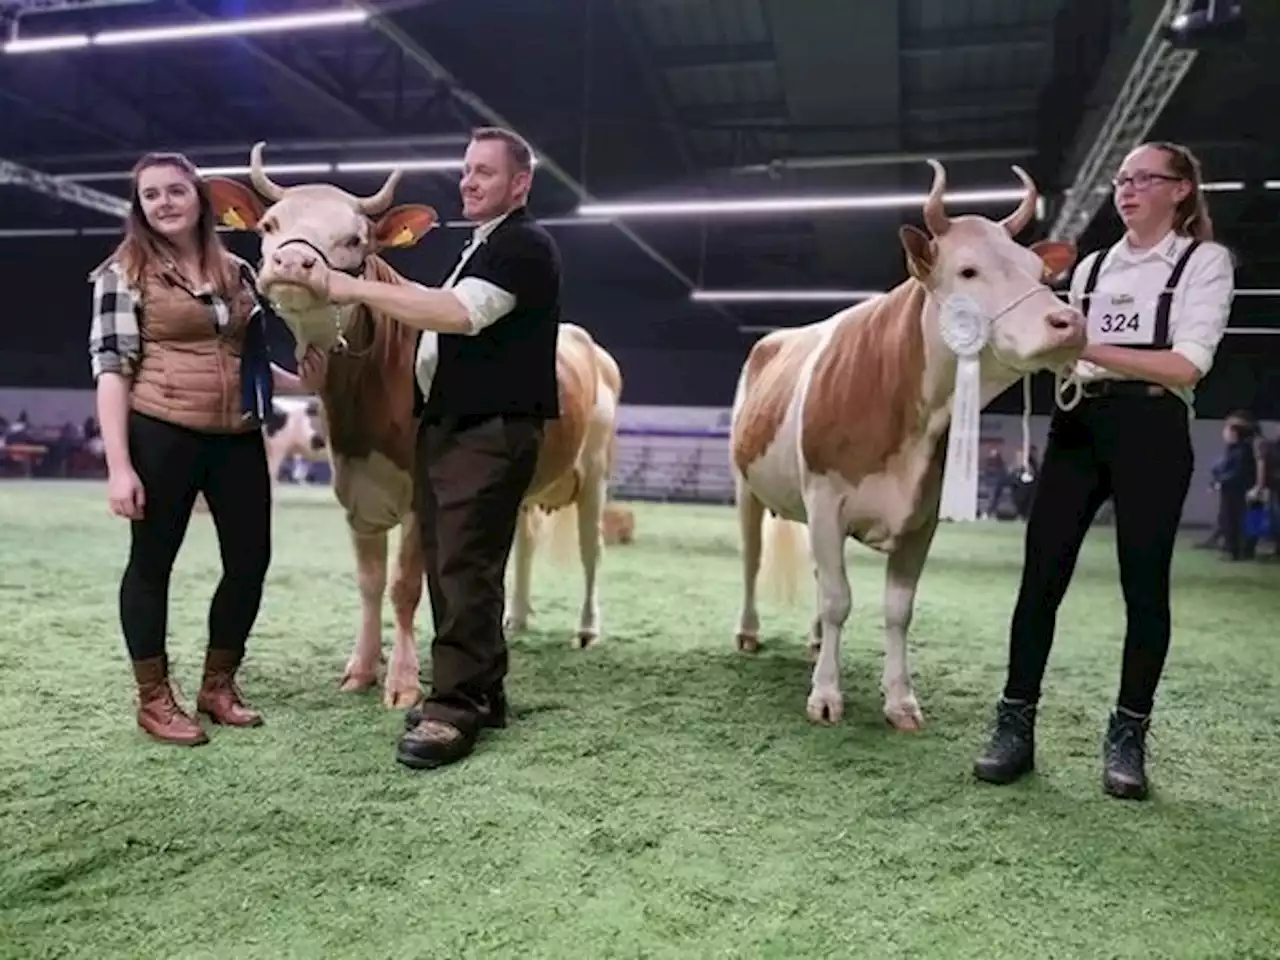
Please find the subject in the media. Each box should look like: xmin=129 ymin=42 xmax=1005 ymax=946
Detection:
xmin=1044 ymin=307 xmax=1087 ymax=358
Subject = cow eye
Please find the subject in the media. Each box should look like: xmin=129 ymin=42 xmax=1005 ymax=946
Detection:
xmin=959 ymin=266 xmax=978 ymax=280
xmin=344 ymin=235 xmax=362 ymax=249
xmin=260 ymin=220 xmax=276 ymax=234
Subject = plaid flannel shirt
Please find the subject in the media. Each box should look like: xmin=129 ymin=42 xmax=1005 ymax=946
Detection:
xmin=88 ymin=259 xmax=247 ymax=381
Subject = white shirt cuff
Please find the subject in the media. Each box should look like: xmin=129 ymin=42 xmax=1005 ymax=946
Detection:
xmin=451 ymin=277 xmax=517 ymax=334
xmin=1172 ymin=341 xmax=1213 ymax=375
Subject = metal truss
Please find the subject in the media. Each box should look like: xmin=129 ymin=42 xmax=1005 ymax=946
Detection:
xmin=1048 ymin=0 xmax=1199 ymax=242
xmin=0 ymin=156 xmax=128 ymax=217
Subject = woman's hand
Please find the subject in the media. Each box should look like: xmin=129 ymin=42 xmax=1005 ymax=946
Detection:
xmin=298 ymin=346 xmax=329 ymax=393
xmin=107 ymin=465 xmax=145 ymax=520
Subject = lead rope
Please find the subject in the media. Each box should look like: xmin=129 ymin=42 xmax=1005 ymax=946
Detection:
xmin=1017 ymin=364 xmax=1085 ymax=472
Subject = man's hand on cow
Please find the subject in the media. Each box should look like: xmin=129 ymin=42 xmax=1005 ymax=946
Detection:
xmin=298 ymin=345 xmax=329 ymax=393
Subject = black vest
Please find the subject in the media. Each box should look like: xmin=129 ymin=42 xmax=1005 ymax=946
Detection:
xmin=413 ymin=206 xmax=562 ymax=421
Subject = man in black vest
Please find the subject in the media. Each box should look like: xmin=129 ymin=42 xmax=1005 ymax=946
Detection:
xmin=299 ymin=126 xmax=560 ymax=769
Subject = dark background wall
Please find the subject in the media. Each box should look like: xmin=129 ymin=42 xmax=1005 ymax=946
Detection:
xmin=1 ymin=231 xmax=1276 ymax=417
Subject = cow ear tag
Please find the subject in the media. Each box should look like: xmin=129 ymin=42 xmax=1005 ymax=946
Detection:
xmin=221 ymin=208 xmax=248 ymax=231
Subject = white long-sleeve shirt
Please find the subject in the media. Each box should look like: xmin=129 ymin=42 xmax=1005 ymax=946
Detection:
xmin=1067 ymin=229 xmax=1236 ymax=409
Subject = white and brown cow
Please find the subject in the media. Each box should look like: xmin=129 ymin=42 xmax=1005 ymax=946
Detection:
xmin=731 ymin=159 xmax=1084 ymax=730
xmin=194 ymin=399 xmax=325 ymax=513
xmin=206 ymin=143 xmax=623 ymax=709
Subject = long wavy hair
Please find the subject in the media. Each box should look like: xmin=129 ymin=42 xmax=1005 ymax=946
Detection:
xmin=92 ymin=151 xmax=240 ymax=297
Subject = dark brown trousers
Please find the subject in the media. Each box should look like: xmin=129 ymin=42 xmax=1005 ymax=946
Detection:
xmin=414 ymin=413 xmax=543 ymax=733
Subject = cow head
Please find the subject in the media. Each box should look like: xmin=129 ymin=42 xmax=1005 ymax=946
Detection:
xmin=206 ymin=142 xmax=439 ymax=320
xmin=899 ymin=160 xmax=1085 ymax=375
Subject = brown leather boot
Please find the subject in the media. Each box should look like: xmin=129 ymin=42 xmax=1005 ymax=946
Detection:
xmin=132 ymin=657 xmax=209 ymax=746
xmin=196 ymin=647 xmax=264 ymax=727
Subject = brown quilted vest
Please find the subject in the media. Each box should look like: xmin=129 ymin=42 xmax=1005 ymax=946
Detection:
xmin=129 ymin=259 xmax=259 ymax=434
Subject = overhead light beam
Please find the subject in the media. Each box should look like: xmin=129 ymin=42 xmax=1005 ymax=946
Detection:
xmin=2 ymin=8 xmax=367 ymax=54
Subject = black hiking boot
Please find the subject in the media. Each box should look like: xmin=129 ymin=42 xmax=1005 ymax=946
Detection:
xmin=973 ymin=698 xmax=1037 ymax=785
xmin=1102 ymin=710 xmax=1150 ymax=801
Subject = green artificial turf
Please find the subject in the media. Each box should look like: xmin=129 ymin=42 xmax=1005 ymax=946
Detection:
xmin=1 ymin=480 xmax=1277 ymax=959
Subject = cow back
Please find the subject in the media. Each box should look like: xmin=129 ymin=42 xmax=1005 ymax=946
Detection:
xmin=732 ymin=324 xmax=825 ymax=475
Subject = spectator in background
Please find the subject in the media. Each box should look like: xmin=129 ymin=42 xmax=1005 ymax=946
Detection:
xmin=1212 ymin=411 xmax=1258 ymax=561
xmin=981 ymin=443 xmax=1010 ymax=519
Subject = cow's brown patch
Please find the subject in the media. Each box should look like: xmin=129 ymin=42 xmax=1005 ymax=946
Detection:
xmin=731 ymin=326 xmax=825 ymax=475
xmin=320 ymin=255 xmax=420 ymax=471
xmin=800 ymin=279 xmax=929 ymax=485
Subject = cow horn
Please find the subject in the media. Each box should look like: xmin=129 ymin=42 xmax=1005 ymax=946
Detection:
xmin=1001 ymin=165 xmax=1038 ymax=237
xmin=357 ymin=169 xmax=403 ymax=216
xmin=923 ymin=158 xmax=951 ymax=237
xmin=248 ymin=141 xmax=285 ymax=202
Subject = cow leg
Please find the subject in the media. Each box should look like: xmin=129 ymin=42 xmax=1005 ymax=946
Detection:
xmin=339 ymin=529 xmax=387 ymax=693
xmin=806 ymin=492 xmax=850 ymax=725
xmin=733 ymin=477 xmax=766 ymax=653
xmin=383 ymin=514 xmax=424 ymax=709
xmin=807 ymin=567 xmax=822 ymax=662
xmin=880 ymin=514 xmax=938 ymax=732
xmin=503 ymin=506 xmax=538 ymax=634
xmin=573 ymin=470 xmax=607 ymax=649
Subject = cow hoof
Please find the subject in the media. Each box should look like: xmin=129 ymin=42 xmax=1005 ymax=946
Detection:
xmin=735 ymin=633 xmax=761 ymax=653
xmin=806 ymin=691 xmax=844 ymax=725
xmin=339 ymin=670 xmax=378 ymax=693
xmin=573 ymin=630 xmax=598 ymax=650
xmin=383 ymin=683 xmax=422 ymax=710
xmin=503 ymin=615 xmax=528 ymax=635
xmin=884 ymin=700 xmax=925 ymax=732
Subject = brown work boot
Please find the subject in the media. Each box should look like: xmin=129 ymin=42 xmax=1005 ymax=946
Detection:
xmin=196 ymin=647 xmax=264 ymax=727
xmin=132 ymin=656 xmax=209 ymax=746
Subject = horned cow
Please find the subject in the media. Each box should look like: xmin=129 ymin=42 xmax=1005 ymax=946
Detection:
xmin=206 ymin=143 xmax=623 ymax=710
xmin=731 ymin=159 xmax=1085 ymax=731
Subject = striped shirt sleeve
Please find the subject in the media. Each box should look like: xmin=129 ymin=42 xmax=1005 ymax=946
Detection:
xmin=88 ymin=263 xmax=141 ymax=381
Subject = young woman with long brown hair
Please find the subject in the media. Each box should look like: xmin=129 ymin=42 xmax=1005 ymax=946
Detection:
xmin=973 ymin=141 xmax=1236 ymax=800
xmin=88 ymin=151 xmax=321 ymax=746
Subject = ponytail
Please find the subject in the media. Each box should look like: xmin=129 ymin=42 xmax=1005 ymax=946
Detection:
xmin=1148 ymin=140 xmax=1214 ymax=242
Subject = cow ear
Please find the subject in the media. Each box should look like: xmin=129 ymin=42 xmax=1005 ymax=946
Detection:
xmin=1030 ymin=239 xmax=1077 ymax=284
xmin=207 ymin=177 xmax=266 ymax=231
xmin=372 ymin=204 xmax=439 ymax=249
xmin=899 ymin=225 xmax=935 ymax=281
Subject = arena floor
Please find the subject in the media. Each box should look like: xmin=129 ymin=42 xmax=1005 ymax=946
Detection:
xmin=2 ymin=481 xmax=1276 ymax=958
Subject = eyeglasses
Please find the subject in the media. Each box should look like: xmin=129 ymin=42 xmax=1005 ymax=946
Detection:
xmin=1111 ymin=171 xmax=1184 ymax=190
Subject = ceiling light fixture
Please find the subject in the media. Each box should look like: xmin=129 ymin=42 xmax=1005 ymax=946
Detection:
xmin=578 ymin=187 xmax=1036 ymax=219
xmin=709 ymin=287 xmax=1280 ymax=305
xmin=2 ymin=8 xmax=367 ymax=54
xmin=692 ymin=289 xmax=882 ymax=303
xmin=59 ymin=155 xmax=541 ymax=182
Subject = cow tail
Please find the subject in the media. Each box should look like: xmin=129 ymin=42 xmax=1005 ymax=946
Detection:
xmin=759 ymin=511 xmax=810 ymax=608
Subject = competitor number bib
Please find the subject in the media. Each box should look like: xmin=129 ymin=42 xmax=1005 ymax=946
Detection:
xmin=1085 ymin=291 xmax=1157 ymax=346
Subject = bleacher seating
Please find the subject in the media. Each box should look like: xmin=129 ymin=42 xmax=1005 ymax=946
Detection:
xmin=610 ymin=428 xmax=735 ymax=504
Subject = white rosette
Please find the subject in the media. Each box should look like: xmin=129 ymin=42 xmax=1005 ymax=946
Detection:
xmin=937 ymin=294 xmax=990 ymax=522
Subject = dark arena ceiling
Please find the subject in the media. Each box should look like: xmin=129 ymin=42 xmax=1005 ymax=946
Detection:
xmin=1 ymin=0 xmax=1277 ymax=411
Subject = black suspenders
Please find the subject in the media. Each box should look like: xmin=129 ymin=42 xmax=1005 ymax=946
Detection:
xmin=1080 ymin=239 xmax=1201 ymax=350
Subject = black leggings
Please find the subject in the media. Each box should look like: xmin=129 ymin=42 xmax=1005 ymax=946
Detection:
xmin=120 ymin=410 xmax=272 ymax=663
xmin=1002 ymin=390 xmax=1193 ymax=717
